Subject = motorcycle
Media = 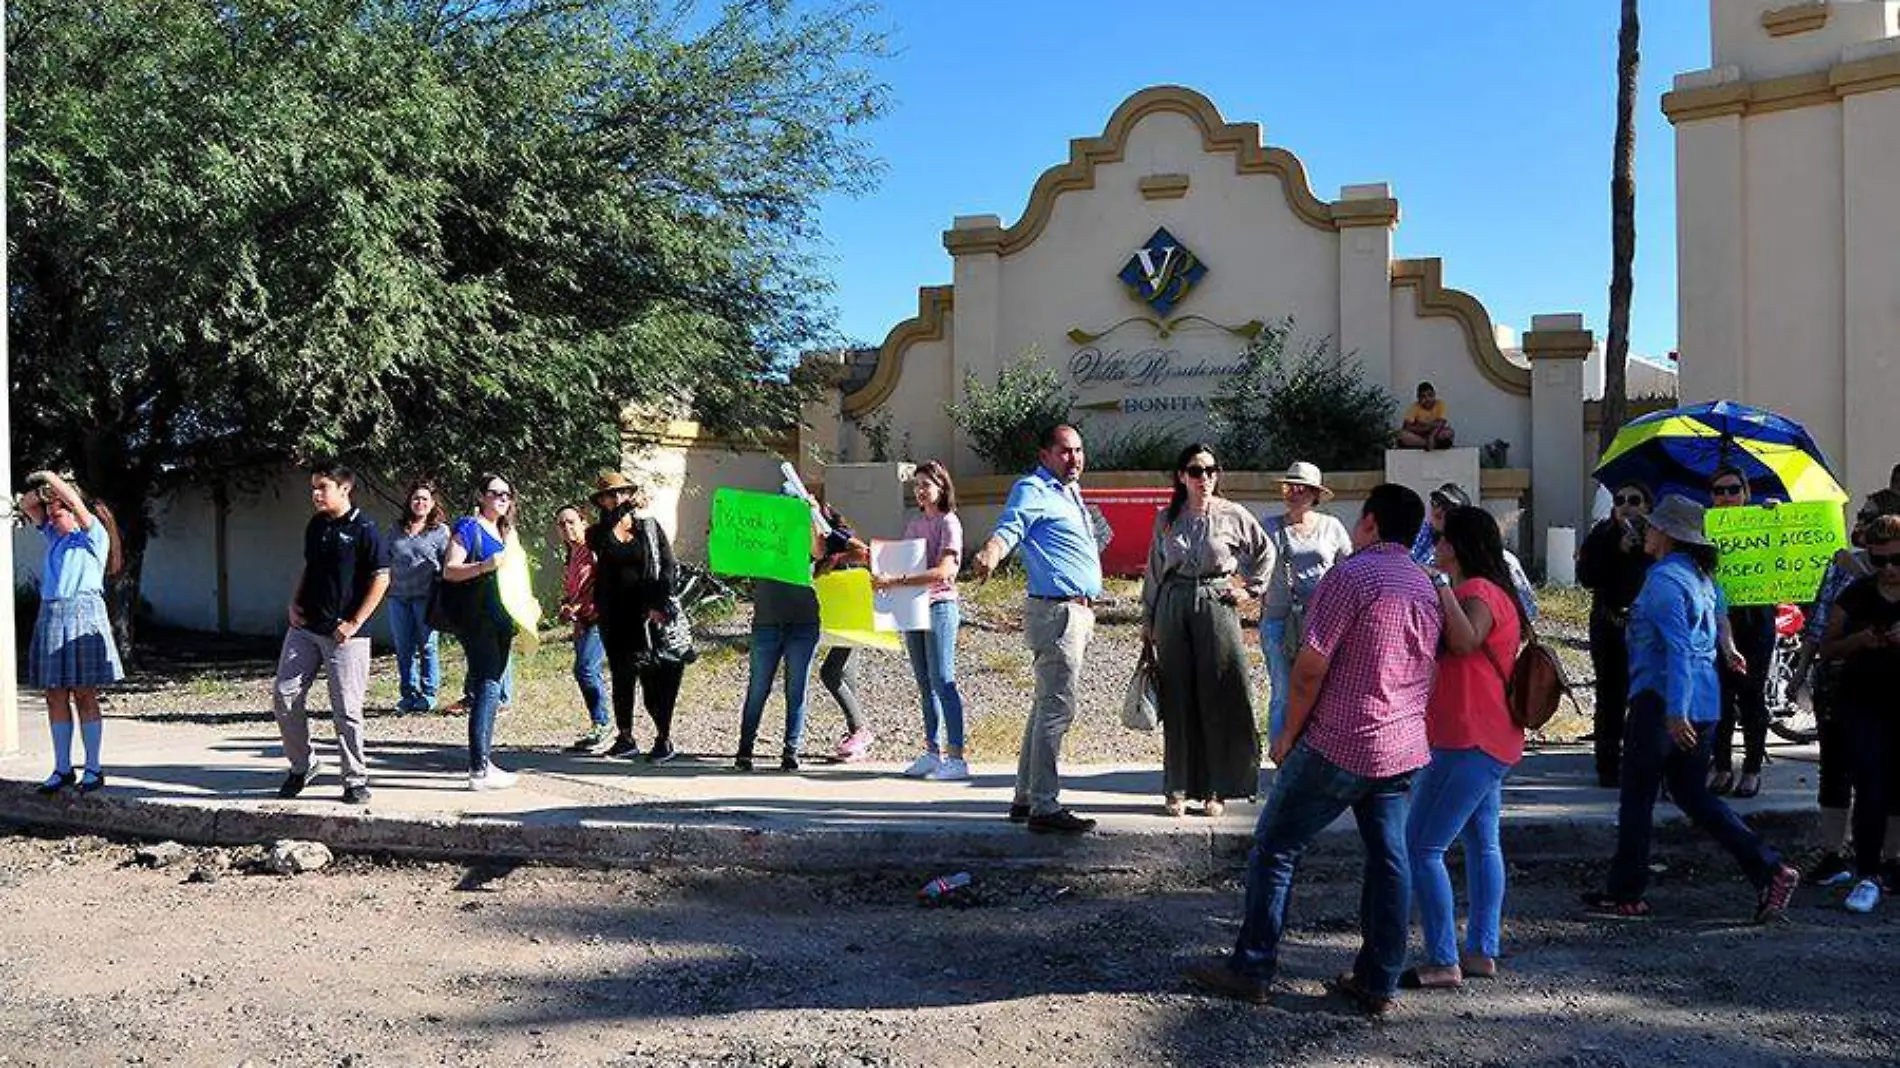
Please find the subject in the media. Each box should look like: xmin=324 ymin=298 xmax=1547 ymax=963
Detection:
xmin=1764 ymin=603 xmax=1819 ymax=744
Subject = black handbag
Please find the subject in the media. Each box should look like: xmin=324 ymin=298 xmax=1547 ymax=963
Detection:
xmin=429 ymin=573 xmax=495 ymax=637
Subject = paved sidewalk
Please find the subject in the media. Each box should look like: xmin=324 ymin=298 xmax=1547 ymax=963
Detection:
xmin=0 ymin=714 xmax=1822 ymax=872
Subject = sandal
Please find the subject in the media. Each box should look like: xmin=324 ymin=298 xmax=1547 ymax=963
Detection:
xmin=1201 ymin=798 xmax=1226 ymax=818
xmin=1162 ymin=796 xmax=1186 ymax=818
xmin=1732 ymin=773 xmax=1761 ymax=799
xmin=1459 ymin=953 xmax=1499 ymax=979
xmin=1580 ymin=891 xmax=1652 ymax=919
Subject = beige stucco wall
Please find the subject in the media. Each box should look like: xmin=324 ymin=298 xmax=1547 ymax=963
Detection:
xmin=845 ymin=86 xmax=1546 ymax=485
xmin=1670 ymin=14 xmax=1900 ymax=500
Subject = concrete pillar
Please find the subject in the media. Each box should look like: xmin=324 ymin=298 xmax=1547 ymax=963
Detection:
xmin=947 ymin=215 xmax=1002 ymax=475
xmin=1841 ymin=56 xmax=1900 ymax=498
xmin=1523 ymin=314 xmax=1594 ymax=567
xmin=1332 ymin=183 xmax=1397 ymax=394
xmin=0 ymin=337 xmax=16 ymax=755
xmin=1670 ymin=69 xmax=1748 ymax=405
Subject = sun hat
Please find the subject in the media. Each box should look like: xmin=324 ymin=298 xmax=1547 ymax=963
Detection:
xmin=1647 ymin=493 xmax=1712 ymax=547
xmin=590 ymin=471 xmax=639 ymax=505
xmin=1274 ymin=461 xmax=1335 ymax=501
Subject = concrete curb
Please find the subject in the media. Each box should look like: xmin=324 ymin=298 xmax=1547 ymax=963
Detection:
xmin=0 ymin=781 xmax=1821 ymax=875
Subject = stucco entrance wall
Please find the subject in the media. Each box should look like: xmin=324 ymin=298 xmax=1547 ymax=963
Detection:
xmin=1667 ymin=2 xmax=1900 ymax=500
xmin=839 ymin=87 xmax=1579 ymax=531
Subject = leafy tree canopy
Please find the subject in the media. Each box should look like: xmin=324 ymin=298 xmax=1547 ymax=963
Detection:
xmin=8 ymin=0 xmax=888 ymax=572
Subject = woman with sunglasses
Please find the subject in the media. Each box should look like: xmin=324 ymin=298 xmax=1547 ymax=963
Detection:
xmin=1816 ymin=512 xmax=1900 ymax=913
xmin=1576 ymin=481 xmax=1654 ymax=787
xmin=1258 ymin=462 xmax=1352 ymax=748
xmin=1798 ymin=495 xmax=1889 ymax=887
xmin=442 ymin=473 xmax=526 ymax=790
xmin=1707 ymin=467 xmax=1775 ymax=798
xmin=1140 ymin=444 xmax=1273 ymax=817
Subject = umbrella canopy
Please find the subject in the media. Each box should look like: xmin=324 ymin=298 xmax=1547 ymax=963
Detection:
xmin=1593 ymin=400 xmax=1848 ymax=506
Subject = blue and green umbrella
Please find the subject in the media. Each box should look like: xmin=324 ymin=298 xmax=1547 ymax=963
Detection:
xmin=1593 ymin=399 xmax=1848 ymax=506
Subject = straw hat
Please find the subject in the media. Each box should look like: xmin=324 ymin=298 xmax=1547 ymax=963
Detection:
xmin=1274 ymin=461 xmax=1335 ymax=501
xmin=1647 ymin=494 xmax=1712 ymax=547
xmin=1430 ymin=482 xmax=1472 ymax=510
xmin=589 ymin=471 xmax=639 ymax=506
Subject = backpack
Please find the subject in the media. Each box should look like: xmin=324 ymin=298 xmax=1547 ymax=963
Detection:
xmin=1481 ymin=618 xmax=1582 ymax=732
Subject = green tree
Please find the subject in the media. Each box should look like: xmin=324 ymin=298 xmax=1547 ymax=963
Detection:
xmin=7 ymin=0 xmax=888 ymax=632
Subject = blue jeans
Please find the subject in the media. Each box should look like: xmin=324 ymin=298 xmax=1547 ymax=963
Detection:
xmin=1228 ymin=741 xmax=1415 ymax=998
xmin=1406 ymin=747 xmax=1509 ymax=965
xmin=387 ymin=595 xmax=439 ymax=711
xmin=463 ymin=613 xmax=513 ymax=774
xmin=1260 ymin=617 xmax=1291 ymax=742
xmin=463 ymin=659 xmax=513 ymax=706
xmin=1608 ymin=690 xmax=1781 ymax=900
xmin=572 ymin=623 xmax=609 ymax=729
xmin=738 ymin=623 xmax=820 ymax=757
xmin=903 ymin=600 xmax=965 ymax=752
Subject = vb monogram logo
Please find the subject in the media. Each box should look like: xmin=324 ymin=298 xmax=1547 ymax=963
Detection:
xmin=1117 ymin=227 xmax=1207 ymax=317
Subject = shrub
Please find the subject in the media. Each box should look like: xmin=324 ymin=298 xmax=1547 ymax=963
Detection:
xmin=1209 ymin=319 xmax=1398 ymax=473
xmin=1089 ymin=421 xmax=1191 ymax=471
xmin=943 ymin=350 xmax=1075 ymax=474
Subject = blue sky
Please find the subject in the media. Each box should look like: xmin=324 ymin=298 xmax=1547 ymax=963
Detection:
xmin=814 ymin=1 xmax=1708 ymax=362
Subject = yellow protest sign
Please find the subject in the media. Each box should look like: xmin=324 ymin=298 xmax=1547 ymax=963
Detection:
xmin=814 ymin=570 xmax=902 ymax=652
xmin=1704 ymin=502 xmax=1847 ymax=607
xmin=497 ymin=530 xmax=542 ymax=654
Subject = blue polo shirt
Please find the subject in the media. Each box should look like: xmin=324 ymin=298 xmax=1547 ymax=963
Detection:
xmin=40 ymin=521 xmax=111 ymax=601
xmin=987 ymin=467 xmax=1103 ymax=599
xmin=1626 ymin=552 xmax=1727 ymax=724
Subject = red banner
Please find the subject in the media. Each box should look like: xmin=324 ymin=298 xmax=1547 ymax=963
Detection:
xmin=1081 ymin=487 xmax=1171 ymax=578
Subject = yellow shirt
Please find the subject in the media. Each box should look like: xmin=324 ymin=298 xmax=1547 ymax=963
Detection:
xmin=1404 ymin=400 xmax=1449 ymax=425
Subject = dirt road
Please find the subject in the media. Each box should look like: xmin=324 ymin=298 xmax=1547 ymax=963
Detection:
xmin=1 ymin=832 xmax=1892 ymax=1067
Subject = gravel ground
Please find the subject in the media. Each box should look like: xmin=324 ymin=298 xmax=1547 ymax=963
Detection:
xmin=105 ymin=582 xmax=1597 ymax=767
xmin=2 ymin=831 xmax=1894 ymax=1067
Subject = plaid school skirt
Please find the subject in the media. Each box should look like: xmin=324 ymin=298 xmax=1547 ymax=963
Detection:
xmin=28 ymin=592 xmax=125 ymax=690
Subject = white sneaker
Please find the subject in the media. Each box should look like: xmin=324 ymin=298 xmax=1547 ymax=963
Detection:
xmin=901 ymin=752 xmax=940 ymax=779
xmin=926 ymin=757 xmax=970 ymax=781
xmin=469 ymin=765 xmax=519 ymax=792
xmin=1845 ymin=878 xmax=1882 ymax=914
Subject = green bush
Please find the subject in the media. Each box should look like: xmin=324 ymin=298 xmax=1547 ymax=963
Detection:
xmin=944 ymin=350 xmax=1076 ymax=474
xmin=1089 ymin=421 xmax=1191 ymax=471
xmin=1209 ymin=319 xmax=1398 ymax=473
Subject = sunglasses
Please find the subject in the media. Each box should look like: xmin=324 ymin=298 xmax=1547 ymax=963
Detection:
xmin=1183 ymin=464 xmax=1221 ymax=479
xmin=484 ymin=488 xmax=513 ymax=499
xmin=1614 ymin=494 xmax=1647 ymax=507
xmin=1711 ymin=483 xmax=1745 ymax=497
xmin=1871 ymin=553 xmax=1900 ymax=569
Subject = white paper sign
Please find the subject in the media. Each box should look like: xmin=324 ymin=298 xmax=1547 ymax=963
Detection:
xmin=870 ymin=538 xmax=931 ymax=632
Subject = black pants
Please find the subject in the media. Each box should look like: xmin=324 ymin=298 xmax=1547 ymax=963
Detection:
xmin=818 ymin=647 xmax=866 ymax=734
xmin=1589 ymin=613 xmax=1630 ymax=786
xmin=1714 ymin=620 xmax=1775 ymax=776
xmin=1846 ymin=701 xmax=1900 ymax=877
xmin=1814 ymin=667 xmax=1852 ymax=810
xmin=599 ymin=615 xmax=685 ymax=742
xmin=1609 ymin=691 xmax=1780 ymax=901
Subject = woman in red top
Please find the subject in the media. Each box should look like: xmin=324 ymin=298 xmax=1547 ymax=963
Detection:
xmin=1404 ymin=505 xmax=1528 ymax=989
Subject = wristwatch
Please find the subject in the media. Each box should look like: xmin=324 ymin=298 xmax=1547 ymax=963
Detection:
xmin=1431 ymin=572 xmax=1453 ymax=591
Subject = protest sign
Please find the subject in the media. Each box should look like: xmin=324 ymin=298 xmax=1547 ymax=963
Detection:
xmin=708 ymin=488 xmax=815 ymax=586
xmin=1704 ymin=502 xmax=1847 ymax=607
xmin=496 ymin=530 xmax=543 ymax=654
xmin=815 ymin=570 xmax=903 ymax=651
xmin=870 ymin=538 xmax=930 ymax=631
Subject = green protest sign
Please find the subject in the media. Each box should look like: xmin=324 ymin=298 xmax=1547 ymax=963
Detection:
xmin=708 ymin=488 xmax=815 ymax=586
xmin=1704 ymin=502 xmax=1847 ymax=607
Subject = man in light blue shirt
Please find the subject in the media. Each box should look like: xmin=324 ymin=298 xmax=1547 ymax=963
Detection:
xmin=973 ymin=425 xmax=1104 ymax=834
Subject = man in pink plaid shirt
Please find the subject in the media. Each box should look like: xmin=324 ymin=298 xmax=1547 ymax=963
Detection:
xmin=1189 ymin=483 xmax=1442 ymax=1014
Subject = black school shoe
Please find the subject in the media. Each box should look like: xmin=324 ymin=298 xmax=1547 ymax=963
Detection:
xmin=278 ymin=764 xmax=322 ymax=799
xmin=36 ymin=771 xmax=77 ymax=796
xmin=1026 ymin=809 xmax=1096 ymax=835
xmin=341 ymin=784 xmax=372 ymax=806
xmin=77 ymin=771 xmax=106 ymax=794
